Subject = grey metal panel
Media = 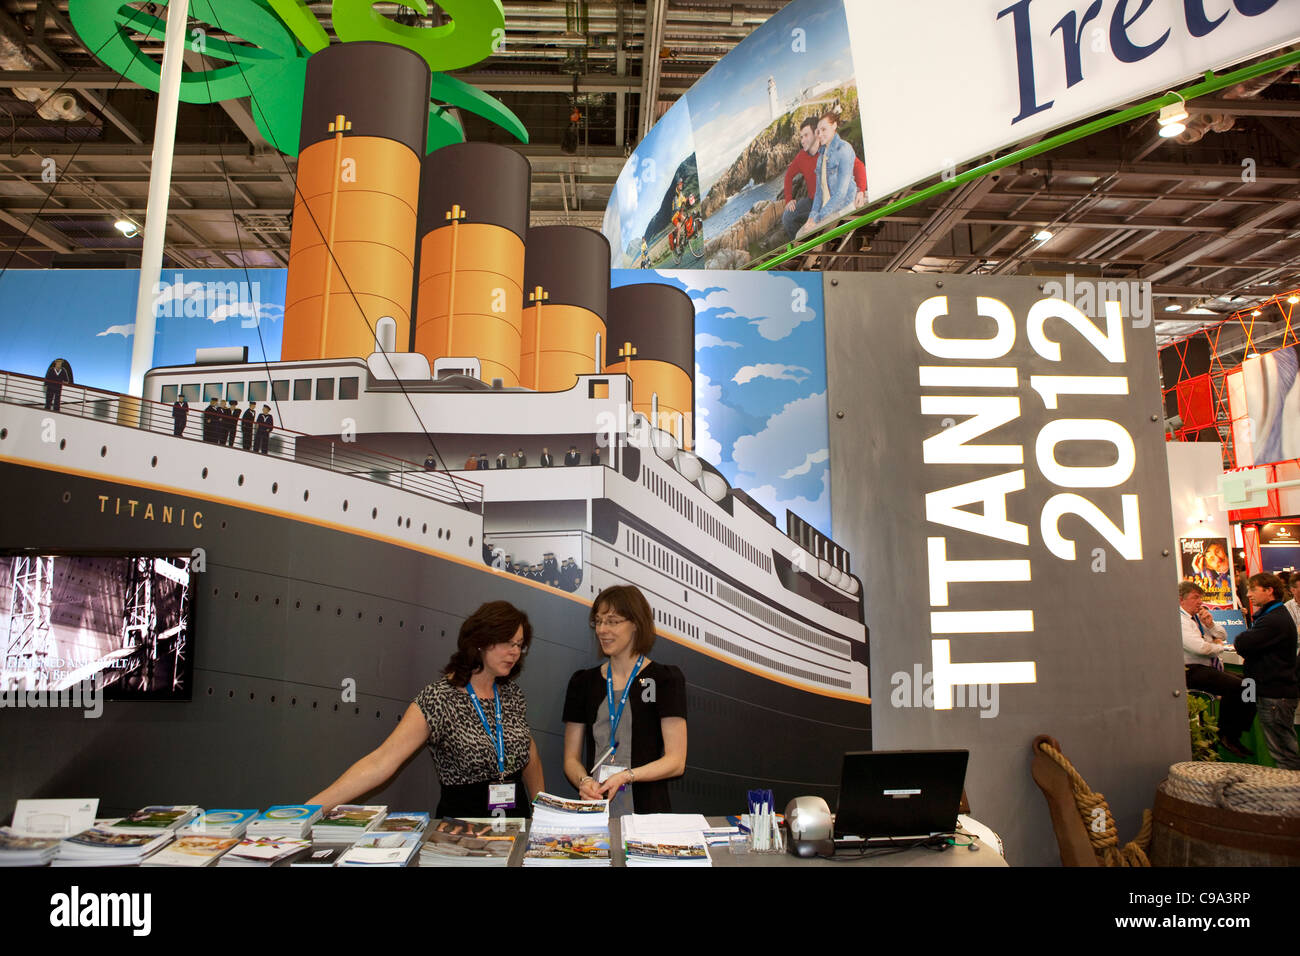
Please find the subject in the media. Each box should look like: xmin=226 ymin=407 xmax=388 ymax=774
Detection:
xmin=825 ymin=272 xmax=1187 ymax=866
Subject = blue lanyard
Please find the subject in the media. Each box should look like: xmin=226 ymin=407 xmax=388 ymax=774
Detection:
xmin=1257 ymin=600 xmax=1284 ymax=619
xmin=466 ymin=684 xmax=505 ymax=779
xmin=606 ymin=655 xmax=645 ymax=749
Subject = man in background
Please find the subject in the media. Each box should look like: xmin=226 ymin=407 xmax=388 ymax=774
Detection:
xmin=1180 ymin=581 xmax=1252 ymax=758
xmin=1236 ymin=572 xmax=1300 ymax=769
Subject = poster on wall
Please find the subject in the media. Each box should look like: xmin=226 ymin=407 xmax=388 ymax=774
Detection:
xmin=1179 ymin=536 xmax=1233 ymax=607
xmin=684 ymin=0 xmax=865 ymax=266
xmin=605 ymin=0 xmax=1300 ymax=268
xmin=1231 ymin=345 xmax=1300 ymax=466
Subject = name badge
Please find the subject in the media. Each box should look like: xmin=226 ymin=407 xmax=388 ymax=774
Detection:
xmin=597 ymin=764 xmax=628 ymax=787
xmin=488 ymin=783 xmax=516 ymax=809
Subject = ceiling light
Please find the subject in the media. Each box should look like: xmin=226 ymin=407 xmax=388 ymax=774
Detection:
xmin=1186 ymin=307 xmax=1215 ymax=315
xmin=1164 ymin=304 xmax=1182 ymax=312
xmin=1288 ymin=295 xmax=1299 ymax=305
xmin=113 ymin=218 xmax=138 ymax=238
xmin=1032 ymin=230 xmax=1053 ymax=242
xmin=1157 ymin=94 xmax=1188 ymax=138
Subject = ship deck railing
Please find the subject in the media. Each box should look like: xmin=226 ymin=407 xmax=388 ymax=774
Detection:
xmin=0 ymin=370 xmax=484 ymax=513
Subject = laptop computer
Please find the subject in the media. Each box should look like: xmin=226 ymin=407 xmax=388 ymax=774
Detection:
xmin=832 ymin=750 xmax=969 ymax=848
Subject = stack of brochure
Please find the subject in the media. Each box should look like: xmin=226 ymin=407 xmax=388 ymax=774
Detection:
xmin=420 ymin=818 xmax=521 ymax=866
xmin=245 ymin=805 xmax=323 ymax=840
xmin=522 ymin=793 xmax=611 ymax=867
xmin=289 ymin=844 xmax=350 ymax=867
xmin=182 ymin=809 xmax=257 ymax=839
xmin=54 ymin=826 xmax=174 ymax=866
xmin=621 ymin=814 xmax=712 ymax=867
xmin=144 ymin=834 xmax=241 ymax=867
xmin=215 ymin=837 xmax=312 ymax=867
xmin=337 ymin=832 xmax=422 ymax=867
xmin=311 ymin=805 xmax=387 ymax=842
xmin=110 ymin=805 xmax=201 ymax=833
xmin=0 ymin=828 xmax=62 ymax=866
xmin=375 ymin=812 xmax=430 ymax=834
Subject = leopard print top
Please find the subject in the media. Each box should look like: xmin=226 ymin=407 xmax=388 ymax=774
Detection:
xmin=413 ymin=678 xmax=532 ymax=786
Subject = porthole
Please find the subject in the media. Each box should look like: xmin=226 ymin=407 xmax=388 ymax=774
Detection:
xmin=375 ymin=711 xmax=381 ymax=719
xmin=212 ymin=587 xmax=220 ymax=596
xmin=437 ymin=528 xmax=443 ymax=539
xmin=202 ymin=467 xmax=208 ymax=479
xmin=207 ymin=687 xmax=213 ymax=696
xmin=233 ymin=591 xmax=239 ymax=600
xmin=333 ymin=703 xmax=339 ymax=712
xmin=303 ymin=490 xmax=310 ymax=501
xmin=291 ymin=697 xmax=297 ymax=706
xmin=253 ymin=594 xmax=260 ymax=603
xmin=61 ymin=491 xmax=71 ymax=503
xmin=271 ymin=482 xmax=278 ymax=494
xmin=419 ymin=624 xmax=425 ymax=633
xmin=354 ymin=707 xmax=360 ymax=715
xmin=405 ymin=518 xmax=411 ymax=528
xmin=99 ymin=445 xmax=107 ymax=457
xmin=151 ymin=456 xmax=158 ymax=467
xmin=58 ymin=438 xmax=65 ymax=450
xmin=274 ymin=597 xmax=281 ymax=605
xmin=356 ymin=611 xmax=362 ymax=620
xmin=336 ymin=608 xmax=342 ymax=616
xmin=270 ymin=695 xmax=276 ymax=704
xmin=295 ymin=600 xmax=301 ymax=609
xmin=249 ymin=692 xmax=255 ymax=700
xmin=468 ymin=536 xmax=473 ymax=547
xmin=220 ymin=520 xmax=227 ymax=530
xmin=378 ymin=615 xmax=383 ymax=624
xmin=237 ymin=474 xmax=244 ymax=486
xmin=372 ymin=507 xmax=378 ymax=519
xmin=396 ymin=516 xmax=402 ymax=528
xmin=422 ymin=523 xmax=427 ymax=534
xmin=0 ymin=429 xmax=6 ymax=440
xmin=228 ymin=690 xmax=234 ymax=698
xmin=315 ymin=603 xmax=321 ymax=612
xmin=312 ymin=701 xmax=318 ymax=709
xmin=342 ymin=499 xmax=349 ymax=512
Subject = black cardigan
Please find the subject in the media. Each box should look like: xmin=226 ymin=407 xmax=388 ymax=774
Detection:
xmin=1234 ymin=602 xmax=1300 ymax=699
xmin=562 ymin=661 xmax=687 ymax=812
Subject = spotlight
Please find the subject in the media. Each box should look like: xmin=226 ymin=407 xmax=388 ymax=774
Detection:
xmin=1032 ymin=229 xmax=1053 ymax=242
xmin=1289 ymin=295 xmax=1299 ymax=305
xmin=113 ymin=218 xmax=139 ymax=238
xmin=1157 ymin=94 xmax=1188 ymax=138
xmin=1164 ymin=304 xmax=1182 ymax=312
xmin=1251 ymin=309 xmax=1262 ymax=317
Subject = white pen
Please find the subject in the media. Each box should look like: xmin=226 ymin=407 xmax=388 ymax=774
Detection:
xmin=588 ymin=745 xmax=615 ymax=778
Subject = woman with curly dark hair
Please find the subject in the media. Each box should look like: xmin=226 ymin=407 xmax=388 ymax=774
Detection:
xmin=309 ymin=601 xmax=545 ymax=817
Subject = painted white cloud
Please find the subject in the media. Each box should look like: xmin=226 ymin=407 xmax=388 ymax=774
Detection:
xmin=97 ymin=323 xmax=135 ymax=338
xmin=207 ymin=301 xmax=281 ymax=325
xmin=732 ymin=391 xmax=829 ymax=487
xmin=692 ymin=364 xmax=722 ymax=464
xmin=780 ymin=447 xmax=828 ymax=480
xmin=670 ymin=270 xmax=816 ymax=342
xmin=696 ymin=332 xmax=741 ymax=350
xmin=733 ymin=363 xmax=810 ymax=386
xmin=741 ymin=471 xmax=831 ymax=532
xmin=151 ymin=280 xmax=205 ymax=312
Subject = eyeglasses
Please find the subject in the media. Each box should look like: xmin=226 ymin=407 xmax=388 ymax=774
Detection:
xmin=590 ymin=616 xmax=628 ymax=629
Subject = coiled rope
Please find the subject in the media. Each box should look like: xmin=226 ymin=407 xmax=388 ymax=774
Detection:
xmin=1037 ymin=738 xmax=1152 ymax=867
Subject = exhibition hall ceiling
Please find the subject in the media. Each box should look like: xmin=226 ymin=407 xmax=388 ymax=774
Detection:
xmin=0 ymin=1 xmax=1296 ymax=346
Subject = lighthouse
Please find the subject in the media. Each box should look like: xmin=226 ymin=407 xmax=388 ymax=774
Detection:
xmin=768 ymin=76 xmax=779 ymax=121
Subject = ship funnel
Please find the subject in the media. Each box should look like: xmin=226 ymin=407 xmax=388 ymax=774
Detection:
xmin=521 ymin=226 xmax=610 ymax=391
xmin=413 ymin=143 xmax=530 ymax=387
xmin=606 ymin=283 xmax=695 ymax=450
xmin=283 ymin=42 xmax=429 ymax=362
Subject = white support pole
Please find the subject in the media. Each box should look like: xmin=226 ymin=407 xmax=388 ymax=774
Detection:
xmin=128 ymin=0 xmax=191 ymax=397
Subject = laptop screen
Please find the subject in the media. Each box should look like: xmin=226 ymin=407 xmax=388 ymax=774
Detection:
xmin=833 ymin=750 xmax=969 ymax=840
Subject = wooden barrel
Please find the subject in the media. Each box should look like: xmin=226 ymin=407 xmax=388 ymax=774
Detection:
xmin=1150 ymin=784 xmax=1300 ymax=866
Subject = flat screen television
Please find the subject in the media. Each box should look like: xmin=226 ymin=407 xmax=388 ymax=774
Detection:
xmin=0 ymin=551 xmax=194 ymax=701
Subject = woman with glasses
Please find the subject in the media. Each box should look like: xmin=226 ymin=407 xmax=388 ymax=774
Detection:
xmin=309 ymin=601 xmax=544 ymax=818
xmin=562 ymin=585 xmax=687 ymax=814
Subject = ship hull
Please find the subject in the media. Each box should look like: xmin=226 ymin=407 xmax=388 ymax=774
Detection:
xmin=0 ymin=460 xmax=870 ymax=816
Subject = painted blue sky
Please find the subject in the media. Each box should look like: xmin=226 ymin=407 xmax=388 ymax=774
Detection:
xmin=0 ymin=269 xmax=285 ymax=393
xmin=613 ymin=267 xmax=832 ymax=536
xmin=685 ymin=0 xmax=857 ymax=195
xmin=614 ymin=97 xmax=696 ymax=258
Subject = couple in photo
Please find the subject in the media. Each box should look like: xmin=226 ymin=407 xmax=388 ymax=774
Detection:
xmin=782 ymin=109 xmax=866 ymax=241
